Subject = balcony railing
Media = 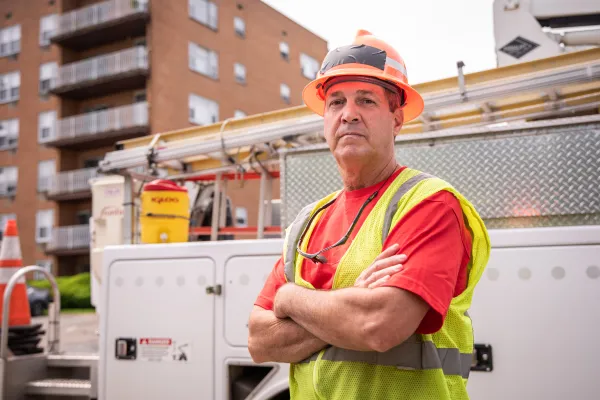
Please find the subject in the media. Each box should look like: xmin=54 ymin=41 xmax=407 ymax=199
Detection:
xmin=52 ymin=102 xmax=149 ymax=146
xmin=47 ymin=225 xmax=90 ymax=252
xmin=55 ymin=0 xmax=149 ymax=39
xmin=50 ymin=46 xmax=148 ymax=94
xmin=47 ymin=168 xmax=98 ymax=198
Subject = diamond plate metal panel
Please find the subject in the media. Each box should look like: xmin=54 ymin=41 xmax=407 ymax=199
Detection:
xmin=281 ymin=151 xmax=342 ymax=228
xmin=281 ymin=122 xmax=600 ymax=229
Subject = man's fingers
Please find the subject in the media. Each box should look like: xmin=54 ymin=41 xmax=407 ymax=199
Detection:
xmin=368 ymin=275 xmax=390 ymax=289
xmin=354 ymin=245 xmax=406 ymax=285
xmin=355 ymin=254 xmax=406 ymax=284
xmin=372 ymin=244 xmax=401 ymax=262
xmin=363 ymin=264 xmax=403 ymax=286
xmin=371 ymin=254 xmax=406 ymax=272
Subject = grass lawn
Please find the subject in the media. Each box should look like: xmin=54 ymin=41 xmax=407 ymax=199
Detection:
xmin=59 ymin=308 xmax=96 ymax=314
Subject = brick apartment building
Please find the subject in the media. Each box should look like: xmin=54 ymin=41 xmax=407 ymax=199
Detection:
xmin=0 ymin=0 xmax=327 ymax=277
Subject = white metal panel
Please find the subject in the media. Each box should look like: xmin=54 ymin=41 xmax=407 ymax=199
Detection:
xmin=493 ymin=0 xmax=563 ymax=66
xmin=488 ymin=225 xmax=600 ymax=248
xmin=467 ymin=244 xmax=600 ymax=399
xmin=530 ymin=0 xmax=600 ymax=18
xmin=224 ymin=255 xmax=279 ymax=346
xmin=102 ymin=257 xmax=215 ymax=400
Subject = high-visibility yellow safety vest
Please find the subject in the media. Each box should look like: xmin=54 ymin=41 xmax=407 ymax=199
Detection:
xmin=282 ymin=167 xmax=491 ymax=400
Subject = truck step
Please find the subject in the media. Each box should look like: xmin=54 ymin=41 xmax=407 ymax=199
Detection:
xmin=25 ymin=378 xmax=91 ymax=397
xmin=47 ymin=353 xmax=98 ymax=368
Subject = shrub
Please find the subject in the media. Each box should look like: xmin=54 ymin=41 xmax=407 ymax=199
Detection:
xmin=28 ymin=272 xmax=92 ymax=309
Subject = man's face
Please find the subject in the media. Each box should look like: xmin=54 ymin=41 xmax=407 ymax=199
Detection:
xmin=322 ymin=81 xmax=404 ymax=166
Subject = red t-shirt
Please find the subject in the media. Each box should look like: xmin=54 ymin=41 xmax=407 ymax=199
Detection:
xmin=255 ymin=167 xmax=472 ymax=334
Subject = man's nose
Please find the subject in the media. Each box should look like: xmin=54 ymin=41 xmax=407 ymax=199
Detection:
xmin=341 ymin=102 xmax=361 ymax=124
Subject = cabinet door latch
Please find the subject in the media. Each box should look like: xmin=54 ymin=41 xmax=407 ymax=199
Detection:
xmin=206 ymin=284 xmax=222 ymax=296
xmin=471 ymin=343 xmax=493 ymax=372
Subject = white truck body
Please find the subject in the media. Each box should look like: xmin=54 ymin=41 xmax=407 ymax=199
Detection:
xmin=97 ymin=114 xmax=600 ymax=399
xmin=98 ymin=226 xmax=600 ymax=399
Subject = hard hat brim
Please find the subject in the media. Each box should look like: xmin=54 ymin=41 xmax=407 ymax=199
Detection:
xmin=302 ymin=66 xmax=425 ymax=123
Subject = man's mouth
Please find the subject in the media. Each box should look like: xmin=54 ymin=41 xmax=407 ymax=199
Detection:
xmin=338 ymin=132 xmax=364 ymax=139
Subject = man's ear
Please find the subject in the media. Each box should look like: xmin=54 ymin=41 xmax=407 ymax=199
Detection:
xmin=392 ymin=108 xmax=404 ymax=136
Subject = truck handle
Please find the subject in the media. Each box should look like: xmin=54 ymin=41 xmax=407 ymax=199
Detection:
xmin=0 ymin=266 xmax=62 ymax=360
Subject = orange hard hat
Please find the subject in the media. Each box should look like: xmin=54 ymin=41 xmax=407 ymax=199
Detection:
xmin=302 ymin=29 xmax=424 ymax=122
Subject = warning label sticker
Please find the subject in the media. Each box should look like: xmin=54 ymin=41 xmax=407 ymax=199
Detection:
xmin=138 ymin=338 xmax=192 ymax=363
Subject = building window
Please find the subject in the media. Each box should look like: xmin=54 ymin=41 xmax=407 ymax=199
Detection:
xmin=38 ymin=111 xmax=57 ymax=143
xmin=279 ymin=41 xmax=289 ymax=61
xmin=83 ymin=158 xmax=101 ymax=169
xmin=234 ymin=16 xmax=245 ymax=38
xmin=189 ymin=42 xmax=219 ymax=79
xmin=0 ymin=119 xmax=18 ymax=150
xmin=280 ymin=83 xmax=291 ymax=103
xmin=0 ymin=71 xmax=20 ymax=104
xmin=0 ymin=214 xmax=16 ymax=240
xmin=34 ymin=260 xmax=53 ymax=281
xmin=189 ymin=0 xmax=218 ymax=30
xmin=133 ymin=90 xmax=147 ymax=103
xmin=38 ymin=160 xmax=56 ymax=193
xmin=39 ymin=14 xmax=57 ymax=47
xmin=39 ymin=62 xmax=57 ymax=95
xmin=234 ymin=62 xmax=246 ymax=84
xmin=0 ymin=25 xmax=20 ymax=57
xmin=0 ymin=166 xmax=17 ymax=197
xmin=36 ymin=209 xmax=54 ymax=244
xmin=83 ymin=104 xmax=109 ymax=113
xmin=234 ymin=109 xmax=246 ymax=119
xmin=189 ymin=93 xmax=219 ymax=126
xmin=77 ymin=210 xmax=91 ymax=225
xmin=300 ymin=53 xmax=320 ymax=80
xmin=133 ymin=37 xmax=147 ymax=47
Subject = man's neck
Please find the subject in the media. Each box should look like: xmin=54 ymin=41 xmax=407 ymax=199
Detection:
xmin=339 ymin=158 xmax=399 ymax=191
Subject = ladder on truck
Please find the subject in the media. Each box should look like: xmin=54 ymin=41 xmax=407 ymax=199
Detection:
xmin=97 ymin=47 xmax=600 ymax=241
xmin=0 ymin=266 xmax=98 ymax=399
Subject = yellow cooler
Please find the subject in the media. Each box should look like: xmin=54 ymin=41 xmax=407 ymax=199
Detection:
xmin=140 ymin=179 xmax=190 ymax=243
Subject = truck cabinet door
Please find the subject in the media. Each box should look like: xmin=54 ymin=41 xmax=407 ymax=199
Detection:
xmin=102 ymin=257 xmax=215 ymax=399
xmin=224 ymin=254 xmax=280 ymax=347
xmin=467 ymin=244 xmax=600 ymax=400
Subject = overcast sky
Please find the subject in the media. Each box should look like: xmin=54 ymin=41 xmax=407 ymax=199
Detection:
xmin=262 ymin=0 xmax=498 ymax=84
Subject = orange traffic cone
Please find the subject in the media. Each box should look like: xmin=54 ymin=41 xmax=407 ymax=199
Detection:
xmin=0 ymin=219 xmax=31 ymax=327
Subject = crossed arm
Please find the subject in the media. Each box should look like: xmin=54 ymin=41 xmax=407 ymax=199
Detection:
xmin=248 ymin=246 xmax=430 ymax=363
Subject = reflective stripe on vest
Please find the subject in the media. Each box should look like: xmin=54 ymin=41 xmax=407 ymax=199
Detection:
xmin=284 ymin=172 xmax=432 ymax=283
xmin=283 ymin=199 xmax=327 ymax=283
xmin=381 ymin=172 xmax=433 ymax=242
xmin=297 ymin=334 xmax=472 ymax=379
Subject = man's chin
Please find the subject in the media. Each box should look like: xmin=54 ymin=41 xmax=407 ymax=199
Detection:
xmin=334 ymin=148 xmax=372 ymax=165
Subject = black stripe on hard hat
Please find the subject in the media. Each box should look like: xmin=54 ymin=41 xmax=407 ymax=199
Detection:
xmin=319 ymin=44 xmax=387 ymax=74
xmin=318 ymin=44 xmax=408 ymax=77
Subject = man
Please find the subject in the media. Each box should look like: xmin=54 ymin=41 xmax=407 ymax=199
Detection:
xmin=248 ymin=29 xmax=490 ymax=400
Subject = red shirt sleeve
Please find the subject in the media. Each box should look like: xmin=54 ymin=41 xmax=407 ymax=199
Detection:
xmin=254 ymin=257 xmax=287 ymax=311
xmin=381 ymin=191 xmax=471 ymax=334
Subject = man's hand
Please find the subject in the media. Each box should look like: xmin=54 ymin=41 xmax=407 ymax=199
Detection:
xmin=354 ymin=244 xmax=406 ymax=289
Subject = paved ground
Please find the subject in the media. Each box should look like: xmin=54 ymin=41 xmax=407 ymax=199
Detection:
xmin=32 ymin=312 xmax=99 ymax=354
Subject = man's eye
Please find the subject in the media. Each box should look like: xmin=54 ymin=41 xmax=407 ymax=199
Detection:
xmin=362 ymin=98 xmax=375 ymax=104
xmin=329 ymin=99 xmax=343 ymax=106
